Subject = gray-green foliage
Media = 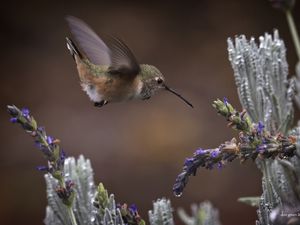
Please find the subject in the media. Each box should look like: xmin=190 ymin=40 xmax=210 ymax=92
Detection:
xmin=178 ymin=202 xmax=221 ymax=225
xmin=44 ymin=155 xmax=124 ymax=225
xmin=227 ymin=30 xmax=295 ymax=135
xmin=295 ymin=62 xmax=300 ymax=108
xmin=148 ymin=198 xmax=174 ymax=225
xmin=227 ymin=30 xmax=300 ymax=225
xmin=44 ymin=155 xmax=100 ymax=225
xmin=95 ymin=184 xmax=124 ymax=225
xmin=45 ymin=156 xmax=220 ymax=225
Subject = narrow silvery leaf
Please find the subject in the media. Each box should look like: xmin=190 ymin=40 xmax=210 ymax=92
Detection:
xmin=227 ymin=30 xmax=294 ymax=135
xmin=149 ymin=198 xmax=175 ymax=225
xmin=238 ymin=197 xmax=260 ymax=207
xmin=44 ymin=206 xmax=64 ymax=225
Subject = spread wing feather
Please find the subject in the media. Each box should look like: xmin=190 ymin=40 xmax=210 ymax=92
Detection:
xmin=66 ymin=16 xmax=140 ymax=77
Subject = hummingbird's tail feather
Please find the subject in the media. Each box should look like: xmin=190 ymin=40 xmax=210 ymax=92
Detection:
xmin=66 ymin=37 xmax=83 ymax=60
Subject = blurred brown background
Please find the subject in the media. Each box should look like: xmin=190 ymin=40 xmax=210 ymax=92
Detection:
xmin=1 ymin=0 xmax=300 ymax=225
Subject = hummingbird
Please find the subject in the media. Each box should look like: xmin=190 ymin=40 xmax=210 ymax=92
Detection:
xmin=65 ymin=16 xmax=193 ymax=108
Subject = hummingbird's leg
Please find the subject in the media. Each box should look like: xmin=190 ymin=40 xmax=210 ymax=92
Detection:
xmin=94 ymin=100 xmax=108 ymax=107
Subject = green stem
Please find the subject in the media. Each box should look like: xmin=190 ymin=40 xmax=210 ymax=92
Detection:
xmin=286 ymin=10 xmax=300 ymax=61
xmin=67 ymin=206 xmax=78 ymax=225
xmin=59 ymin=179 xmax=65 ymax=188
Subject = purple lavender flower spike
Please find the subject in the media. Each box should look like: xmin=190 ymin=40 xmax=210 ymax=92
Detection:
xmin=60 ymin=149 xmax=66 ymax=161
xmin=7 ymin=105 xmax=75 ymax=207
xmin=10 ymin=117 xmax=18 ymax=123
xmin=37 ymin=127 xmax=45 ymax=132
xmin=257 ymin=121 xmax=265 ymax=135
xmin=173 ymin=171 xmax=188 ymax=196
xmin=173 ymin=98 xmax=298 ymax=197
xmin=129 ymin=204 xmax=138 ymax=214
xmin=195 ymin=148 xmax=206 ymax=155
xmin=35 ymin=140 xmax=43 ymax=149
xmin=46 ymin=136 xmax=54 ymax=145
xmin=223 ymin=97 xmax=229 ymax=105
xmin=256 ymin=144 xmax=267 ymax=153
xmin=184 ymin=157 xmax=194 ymax=167
xmin=21 ymin=108 xmax=30 ymax=118
xmin=210 ymin=149 xmax=219 ymax=158
xmin=36 ymin=165 xmax=49 ymax=172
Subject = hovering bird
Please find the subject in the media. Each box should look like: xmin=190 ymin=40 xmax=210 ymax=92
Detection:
xmin=65 ymin=16 xmax=193 ymax=108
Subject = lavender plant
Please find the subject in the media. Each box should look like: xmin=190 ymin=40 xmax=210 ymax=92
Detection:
xmin=7 ymin=105 xmax=77 ymax=225
xmin=173 ymin=97 xmax=297 ymax=196
xmin=174 ymin=1 xmax=300 ymax=224
xmin=7 ymin=105 xmax=220 ymax=225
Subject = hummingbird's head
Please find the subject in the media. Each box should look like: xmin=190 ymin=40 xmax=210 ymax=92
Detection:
xmin=139 ymin=65 xmax=165 ymax=96
xmin=140 ymin=64 xmax=193 ymax=108
xmin=141 ymin=64 xmax=165 ymax=87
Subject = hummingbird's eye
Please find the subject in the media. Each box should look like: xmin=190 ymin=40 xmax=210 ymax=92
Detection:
xmin=156 ymin=78 xmax=163 ymax=84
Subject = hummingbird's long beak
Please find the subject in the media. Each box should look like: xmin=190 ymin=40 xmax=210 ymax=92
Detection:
xmin=164 ymin=85 xmax=193 ymax=108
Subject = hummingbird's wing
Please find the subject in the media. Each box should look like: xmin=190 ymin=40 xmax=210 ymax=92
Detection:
xmin=105 ymin=36 xmax=141 ymax=76
xmin=66 ymin=16 xmax=140 ymax=77
xmin=66 ymin=16 xmax=111 ymax=65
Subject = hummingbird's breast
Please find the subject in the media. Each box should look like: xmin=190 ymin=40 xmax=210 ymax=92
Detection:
xmin=76 ymin=60 xmax=143 ymax=102
xmin=93 ymin=75 xmax=143 ymax=102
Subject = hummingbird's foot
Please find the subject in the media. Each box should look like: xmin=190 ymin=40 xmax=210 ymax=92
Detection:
xmin=142 ymin=96 xmax=151 ymax=100
xmin=94 ymin=100 xmax=108 ymax=107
